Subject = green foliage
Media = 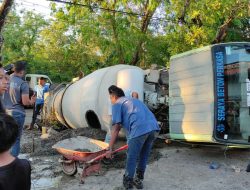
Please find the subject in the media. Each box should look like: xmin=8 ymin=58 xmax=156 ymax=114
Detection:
xmin=2 ymin=10 xmax=48 ymax=72
xmin=1 ymin=0 xmax=249 ymax=82
xmin=165 ymin=0 xmax=249 ymax=56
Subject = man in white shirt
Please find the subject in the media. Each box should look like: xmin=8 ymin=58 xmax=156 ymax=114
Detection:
xmin=28 ymin=77 xmax=49 ymax=130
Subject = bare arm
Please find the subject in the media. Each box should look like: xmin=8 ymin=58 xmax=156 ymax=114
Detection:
xmin=105 ymin=124 xmax=121 ymax=158
xmin=22 ymin=94 xmax=35 ymax=106
xmin=109 ymin=123 xmax=122 ymax=150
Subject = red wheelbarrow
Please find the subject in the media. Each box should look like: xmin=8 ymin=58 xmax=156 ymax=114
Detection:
xmin=52 ymin=136 xmax=128 ymax=183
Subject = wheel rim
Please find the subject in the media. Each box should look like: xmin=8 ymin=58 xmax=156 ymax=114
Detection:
xmin=62 ymin=161 xmax=77 ymax=176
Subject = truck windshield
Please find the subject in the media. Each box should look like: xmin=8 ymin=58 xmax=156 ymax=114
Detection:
xmin=213 ymin=44 xmax=250 ymax=144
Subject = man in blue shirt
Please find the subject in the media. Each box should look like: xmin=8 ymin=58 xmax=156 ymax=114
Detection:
xmin=106 ymin=85 xmax=159 ymax=190
xmin=104 ymin=89 xmax=139 ymax=143
xmin=28 ymin=77 xmax=49 ymax=130
xmin=4 ymin=61 xmax=36 ymax=157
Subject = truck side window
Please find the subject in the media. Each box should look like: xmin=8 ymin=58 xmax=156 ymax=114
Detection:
xmin=26 ymin=76 xmax=31 ymax=82
xmin=26 ymin=76 xmax=31 ymax=86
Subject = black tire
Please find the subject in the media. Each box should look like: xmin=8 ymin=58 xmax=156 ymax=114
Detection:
xmin=62 ymin=161 xmax=77 ymax=176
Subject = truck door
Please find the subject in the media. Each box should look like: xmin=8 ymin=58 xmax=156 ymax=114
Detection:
xmin=213 ymin=43 xmax=250 ymax=144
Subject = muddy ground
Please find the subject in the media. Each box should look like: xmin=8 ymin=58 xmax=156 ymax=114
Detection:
xmin=21 ymin=109 xmax=250 ymax=190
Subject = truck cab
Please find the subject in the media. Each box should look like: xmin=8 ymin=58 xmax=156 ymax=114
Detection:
xmin=169 ymin=42 xmax=250 ymax=146
xmin=25 ymin=74 xmax=52 ymax=91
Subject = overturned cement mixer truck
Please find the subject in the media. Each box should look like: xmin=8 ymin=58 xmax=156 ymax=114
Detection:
xmin=44 ymin=42 xmax=250 ymax=146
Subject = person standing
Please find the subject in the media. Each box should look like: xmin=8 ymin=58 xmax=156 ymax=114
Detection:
xmin=3 ymin=60 xmax=35 ymax=157
xmin=0 ymin=113 xmax=31 ymax=190
xmin=106 ymin=85 xmax=160 ymax=189
xmin=0 ymin=66 xmax=31 ymax=189
xmin=0 ymin=64 xmax=8 ymax=113
xmin=28 ymin=77 xmax=49 ymax=130
xmin=0 ymin=64 xmax=8 ymax=96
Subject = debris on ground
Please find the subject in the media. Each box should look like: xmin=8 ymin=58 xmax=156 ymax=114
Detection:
xmin=209 ymin=162 xmax=220 ymax=169
xmin=21 ymin=127 xmax=107 ymax=156
xmin=231 ymin=165 xmax=241 ymax=173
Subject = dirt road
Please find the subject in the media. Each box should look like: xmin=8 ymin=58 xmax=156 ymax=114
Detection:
xmin=21 ymin=109 xmax=250 ymax=190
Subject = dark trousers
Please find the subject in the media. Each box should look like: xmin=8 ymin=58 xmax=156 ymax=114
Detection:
xmin=125 ymin=130 xmax=157 ymax=178
xmin=7 ymin=111 xmax=25 ymax=157
xmin=31 ymin=103 xmax=43 ymax=127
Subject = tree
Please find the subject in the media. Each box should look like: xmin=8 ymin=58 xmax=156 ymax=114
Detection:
xmin=2 ymin=11 xmax=48 ymax=68
xmin=46 ymin=0 xmax=166 ymax=69
xmin=0 ymin=0 xmax=14 ymax=62
xmin=164 ymin=0 xmax=249 ymax=57
xmin=0 ymin=0 xmax=14 ymax=31
xmin=129 ymin=0 xmax=162 ymax=66
xmin=2 ymin=0 xmax=249 ymax=82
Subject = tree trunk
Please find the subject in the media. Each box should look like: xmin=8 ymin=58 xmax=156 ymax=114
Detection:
xmin=110 ymin=0 xmax=125 ymax=64
xmin=178 ymin=0 xmax=190 ymax=24
xmin=0 ymin=0 xmax=13 ymax=31
xmin=130 ymin=0 xmax=158 ymax=66
xmin=212 ymin=17 xmax=233 ymax=44
xmin=212 ymin=2 xmax=245 ymax=44
xmin=0 ymin=0 xmax=14 ymax=62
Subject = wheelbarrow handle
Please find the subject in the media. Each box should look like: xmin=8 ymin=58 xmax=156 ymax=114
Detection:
xmin=112 ymin=144 xmax=128 ymax=153
xmin=86 ymin=144 xmax=128 ymax=164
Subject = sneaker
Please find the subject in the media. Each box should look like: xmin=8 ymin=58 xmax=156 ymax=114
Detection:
xmin=133 ymin=177 xmax=143 ymax=189
xmin=123 ymin=175 xmax=133 ymax=190
xmin=135 ymin=170 xmax=144 ymax=180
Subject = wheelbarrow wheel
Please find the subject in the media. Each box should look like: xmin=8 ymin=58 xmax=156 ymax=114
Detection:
xmin=62 ymin=161 xmax=77 ymax=176
xmin=101 ymin=157 xmax=112 ymax=165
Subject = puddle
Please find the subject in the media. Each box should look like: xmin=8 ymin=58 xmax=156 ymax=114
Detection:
xmin=19 ymin=153 xmax=30 ymax=160
xmin=31 ymin=176 xmax=62 ymax=190
xmin=29 ymin=155 xmax=63 ymax=189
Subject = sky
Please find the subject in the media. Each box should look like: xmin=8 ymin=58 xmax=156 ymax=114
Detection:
xmin=15 ymin=0 xmax=52 ymax=18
